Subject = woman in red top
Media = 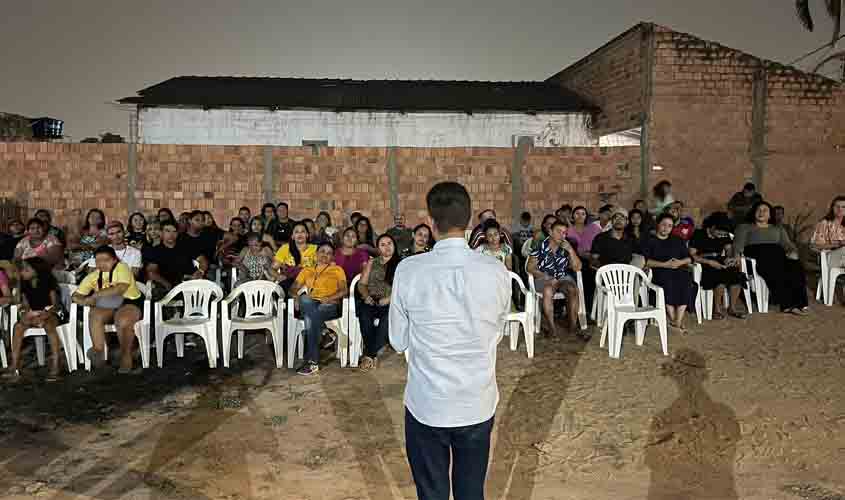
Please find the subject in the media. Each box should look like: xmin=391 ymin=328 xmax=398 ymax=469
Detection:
xmin=334 ymin=227 xmax=370 ymax=282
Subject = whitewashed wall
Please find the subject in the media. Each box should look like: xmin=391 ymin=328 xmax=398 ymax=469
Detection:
xmin=138 ymin=107 xmax=598 ymax=147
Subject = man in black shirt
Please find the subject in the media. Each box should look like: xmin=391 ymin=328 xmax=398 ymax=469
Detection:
xmin=145 ymin=220 xmax=203 ymax=291
xmin=273 ymin=202 xmax=295 ymax=245
xmin=591 ymin=208 xmax=642 ymax=269
xmin=0 ymin=219 xmax=25 ymax=261
xmin=177 ymin=211 xmax=214 ymax=272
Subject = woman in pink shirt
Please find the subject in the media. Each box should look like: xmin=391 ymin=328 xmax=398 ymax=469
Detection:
xmin=334 ymin=227 xmax=370 ymax=282
xmin=567 ymin=206 xmax=601 ymax=258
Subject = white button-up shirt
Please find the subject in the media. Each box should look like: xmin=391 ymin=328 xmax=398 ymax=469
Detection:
xmin=389 ymin=237 xmax=511 ymax=428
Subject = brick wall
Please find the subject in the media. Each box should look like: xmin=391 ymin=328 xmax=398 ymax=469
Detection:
xmin=646 ymin=25 xmax=845 ymax=221
xmin=549 ymin=24 xmax=646 ymax=136
xmin=0 ymin=142 xmax=637 ymax=234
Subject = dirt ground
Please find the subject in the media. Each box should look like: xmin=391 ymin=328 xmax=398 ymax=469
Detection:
xmin=1 ymin=301 xmax=844 ymax=500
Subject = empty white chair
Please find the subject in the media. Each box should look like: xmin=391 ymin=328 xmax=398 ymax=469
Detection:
xmin=286 ymin=289 xmax=346 ymax=369
xmin=596 ymin=265 xmax=668 ymax=359
xmin=77 ymin=282 xmax=153 ymax=370
xmin=505 ymin=271 xmax=535 ymax=357
xmin=526 ymin=262 xmax=588 ymax=333
xmin=741 ymin=257 xmax=769 ymax=313
xmin=154 ymin=280 xmax=224 ymax=368
xmin=816 ymin=249 xmax=844 ymax=306
xmin=220 ymin=280 xmax=285 ymax=368
xmin=9 ymin=284 xmax=78 ymax=372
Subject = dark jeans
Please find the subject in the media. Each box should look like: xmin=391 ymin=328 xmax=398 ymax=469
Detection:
xmin=298 ymin=296 xmax=340 ymax=364
xmin=405 ymin=408 xmax=494 ymax=500
xmin=358 ymin=302 xmax=389 ymax=358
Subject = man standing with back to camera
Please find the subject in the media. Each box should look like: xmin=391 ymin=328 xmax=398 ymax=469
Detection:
xmin=390 ymin=182 xmax=511 ymax=500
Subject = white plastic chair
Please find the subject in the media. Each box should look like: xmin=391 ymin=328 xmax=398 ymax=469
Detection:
xmin=77 ymin=282 xmax=153 ymax=370
xmin=0 ymin=305 xmax=10 ymax=368
xmin=741 ymin=257 xmax=768 ymax=313
xmin=526 ymin=261 xmax=588 ymax=332
xmin=816 ymin=249 xmax=844 ymax=306
xmin=154 ymin=280 xmax=224 ymax=368
xmin=341 ymin=275 xmax=362 ymax=367
xmin=505 ymin=271 xmax=535 ymax=357
xmin=692 ymin=264 xmax=730 ymax=322
xmin=9 ymin=284 xmax=78 ymax=372
xmin=53 ymin=270 xmax=78 ymax=285
xmin=220 ymin=280 xmax=285 ymax=368
xmin=596 ymin=265 xmax=668 ymax=359
xmin=592 ymin=267 xmax=651 ymax=328
xmin=287 ymin=288 xmax=346 ymax=369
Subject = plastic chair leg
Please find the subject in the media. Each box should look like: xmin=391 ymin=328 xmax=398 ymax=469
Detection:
xmin=656 ymin=314 xmax=669 ymax=355
xmin=175 ymin=333 xmax=185 ymax=358
xmin=0 ymin=338 xmax=6 ymax=369
xmin=221 ymin=327 xmax=232 ymax=368
xmin=35 ymin=337 xmax=46 ymax=366
xmin=237 ymin=331 xmax=245 ymax=360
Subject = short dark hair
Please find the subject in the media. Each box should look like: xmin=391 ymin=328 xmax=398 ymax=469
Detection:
xmin=276 ymin=202 xmax=289 ymax=209
xmin=743 ymin=182 xmax=756 ymax=191
xmin=94 ymin=245 xmax=118 ymax=259
xmin=239 ymin=206 xmax=251 ymax=213
xmin=559 ymin=204 xmax=573 ymax=212
xmin=599 ymin=204 xmax=613 ymax=214
xmin=34 ymin=209 xmax=51 ymax=221
xmin=26 ymin=217 xmax=46 ymax=230
xmin=245 ymin=231 xmax=262 ymax=243
xmin=656 ymin=213 xmax=675 ymax=226
xmin=773 ymin=205 xmax=784 ymax=211
xmin=161 ymin=220 xmax=179 ymax=231
xmin=520 ymin=211 xmax=531 ymax=221
xmin=477 ymin=209 xmax=496 ymax=221
xmin=550 ymin=220 xmax=569 ymax=232
xmin=106 ymin=220 xmax=124 ymax=232
xmin=426 ymin=182 xmax=472 ymax=233
xmin=189 ymin=210 xmax=204 ymax=220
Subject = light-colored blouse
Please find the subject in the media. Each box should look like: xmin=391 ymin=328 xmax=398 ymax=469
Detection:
xmin=811 ymin=219 xmax=845 ymax=247
xmin=732 ymin=223 xmax=797 ymax=256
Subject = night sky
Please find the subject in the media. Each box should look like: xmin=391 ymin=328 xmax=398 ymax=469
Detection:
xmin=0 ymin=1 xmax=834 ymax=140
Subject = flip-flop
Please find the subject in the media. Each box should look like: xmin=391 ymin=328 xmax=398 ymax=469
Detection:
xmin=45 ymin=373 xmax=60 ymax=383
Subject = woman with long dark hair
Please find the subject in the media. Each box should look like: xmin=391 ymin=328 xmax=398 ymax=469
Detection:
xmin=272 ymin=222 xmax=317 ymax=291
xmin=260 ymin=203 xmax=279 ymax=235
xmin=643 ymin=213 xmax=695 ymax=332
xmin=127 ymin=212 xmax=147 ymax=249
xmin=401 ymin=224 xmax=435 ymax=258
xmin=734 ymin=201 xmax=809 ymax=315
xmin=334 ymin=227 xmax=370 ymax=281
xmin=5 ymin=257 xmax=63 ymax=381
xmin=69 ymin=208 xmax=108 ymax=267
xmin=355 ymin=216 xmax=377 ymax=255
xmin=356 ymin=233 xmax=400 ymax=372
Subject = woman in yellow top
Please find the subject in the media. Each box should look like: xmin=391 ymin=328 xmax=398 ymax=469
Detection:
xmin=72 ymin=245 xmax=144 ymax=373
xmin=290 ymin=241 xmax=348 ymax=375
xmin=273 ymin=222 xmax=317 ymax=291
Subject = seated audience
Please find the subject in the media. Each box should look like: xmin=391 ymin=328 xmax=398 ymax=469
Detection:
xmin=512 ymin=211 xmax=534 ymax=250
xmin=591 ymin=208 xmax=643 ymax=268
xmin=643 ymin=213 xmax=695 ymax=332
xmin=15 ymin=218 xmax=64 ymax=268
xmin=34 ymin=209 xmax=66 ymax=248
xmin=273 ymin=222 xmax=317 ymax=291
xmin=69 ymin=208 xmax=108 ymax=268
xmin=355 ymin=216 xmax=378 ymax=255
xmin=127 ymin=212 xmax=147 ymax=249
xmin=5 ymin=257 xmax=65 ymax=381
xmin=689 ymin=212 xmax=747 ymax=319
xmin=527 ymin=220 xmax=584 ymax=338
xmin=259 ymin=203 xmax=279 ymax=236
xmin=217 ymin=217 xmax=246 ymax=267
xmin=593 ymin=204 xmax=614 ymax=232
xmin=386 ymin=214 xmax=413 ymax=255
xmin=156 ymin=208 xmax=176 ymax=227
xmin=569 ymin=206 xmax=601 ymax=259
xmin=248 ymin=216 xmax=278 ymax=252
xmin=401 ymin=223 xmax=434 ymax=258
xmin=773 ymin=205 xmax=785 ymax=226
xmin=290 ymin=242 xmax=348 ymax=375
xmin=177 ymin=211 xmax=214 ymax=276
xmin=727 ymin=182 xmax=763 ymax=225
xmin=237 ymin=206 xmax=252 ymax=225
xmin=734 ymin=201 xmax=809 ymax=316
xmin=633 ymin=199 xmax=655 ymax=229
xmin=302 ymin=218 xmax=317 ymax=243
xmin=315 ymin=211 xmax=339 ymax=246
xmin=144 ymin=220 xmax=202 ymax=294
xmin=177 ymin=212 xmax=191 ymax=232
xmin=334 ymin=227 xmax=370 ymax=282
xmin=202 ymin=211 xmax=225 ymax=245
xmin=475 ymin=219 xmax=513 ymax=270
xmin=0 ymin=218 xmax=26 ymax=261
xmin=357 ymin=234 xmax=400 ymax=371
xmin=811 ymin=196 xmax=845 ymax=275
xmin=93 ymin=221 xmax=143 ymax=276
xmin=72 ymin=246 xmax=144 ymax=373
xmin=527 ymin=214 xmax=559 ymax=256
xmin=555 ymin=204 xmax=573 ymax=225
xmin=273 ymin=202 xmax=294 ymax=245
xmin=625 ymin=208 xmax=649 ymax=256
xmin=235 ymin=232 xmax=276 ymax=285
xmin=668 ymin=201 xmax=695 ymax=241
xmin=469 ymin=209 xmax=514 ymax=249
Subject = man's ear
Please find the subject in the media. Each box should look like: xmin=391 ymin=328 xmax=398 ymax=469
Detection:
xmin=425 ymin=215 xmax=439 ymax=241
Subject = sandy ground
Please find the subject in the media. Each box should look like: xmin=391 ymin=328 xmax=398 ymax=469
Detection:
xmin=1 ymin=299 xmax=844 ymax=500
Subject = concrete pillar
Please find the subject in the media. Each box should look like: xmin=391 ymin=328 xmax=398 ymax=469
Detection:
xmin=751 ymin=67 xmax=768 ymax=191
xmin=639 ymin=23 xmax=656 ymax=199
xmin=387 ymin=147 xmax=399 ymax=215
xmin=511 ymin=136 xmax=533 ymax=224
xmin=263 ymin=145 xmax=274 ymax=203
xmin=127 ymin=143 xmax=137 ymax=213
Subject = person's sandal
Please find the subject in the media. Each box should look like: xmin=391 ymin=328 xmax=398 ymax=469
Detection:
xmin=2 ymin=369 xmax=21 ymax=381
xmin=712 ymin=311 xmax=725 ymax=320
xmin=728 ymin=310 xmax=747 ymax=320
xmin=86 ymin=348 xmax=106 ymax=369
xmin=359 ymin=356 xmax=376 ymax=373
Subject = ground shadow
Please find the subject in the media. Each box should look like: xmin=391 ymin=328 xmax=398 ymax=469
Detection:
xmin=321 ymin=356 xmax=413 ymax=500
xmin=645 ymin=348 xmax=740 ymax=500
xmin=487 ymin=332 xmax=588 ymax=500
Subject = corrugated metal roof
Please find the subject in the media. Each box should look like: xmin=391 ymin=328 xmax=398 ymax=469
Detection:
xmin=119 ymin=76 xmax=598 ymax=113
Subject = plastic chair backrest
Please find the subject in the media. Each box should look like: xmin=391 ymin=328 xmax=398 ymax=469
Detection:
xmin=57 ymin=284 xmax=77 ymax=309
xmin=231 ymin=280 xmax=283 ymax=318
xmin=596 ymin=264 xmax=647 ymax=308
xmin=53 ymin=270 xmax=77 ymax=285
xmin=136 ymin=281 xmax=151 ymax=298
xmin=507 ymin=271 xmax=529 ymax=296
xmin=172 ymin=280 xmax=223 ymax=319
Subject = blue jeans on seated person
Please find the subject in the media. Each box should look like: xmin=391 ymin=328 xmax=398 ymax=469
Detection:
xmin=357 ymin=302 xmax=389 ymax=358
xmin=298 ymin=295 xmax=341 ymax=364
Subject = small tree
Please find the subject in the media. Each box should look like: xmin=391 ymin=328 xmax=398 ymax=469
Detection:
xmin=795 ymin=0 xmax=845 ymax=78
